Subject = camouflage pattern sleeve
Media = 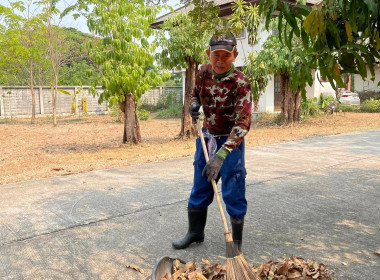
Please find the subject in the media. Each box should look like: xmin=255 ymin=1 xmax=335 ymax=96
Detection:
xmin=222 ymin=77 xmax=252 ymax=153
xmin=190 ymin=79 xmax=200 ymax=106
xmin=191 ymin=64 xmax=211 ymax=105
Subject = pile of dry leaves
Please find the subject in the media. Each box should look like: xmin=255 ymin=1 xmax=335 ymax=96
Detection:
xmin=160 ymin=257 xmax=335 ymax=280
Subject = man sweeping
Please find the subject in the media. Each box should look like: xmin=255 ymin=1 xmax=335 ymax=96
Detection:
xmin=172 ymin=33 xmax=252 ymax=252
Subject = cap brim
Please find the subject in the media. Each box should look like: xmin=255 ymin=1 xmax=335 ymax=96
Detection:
xmin=210 ymin=45 xmax=235 ymax=52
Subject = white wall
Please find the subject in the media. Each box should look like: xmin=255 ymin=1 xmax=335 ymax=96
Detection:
xmin=306 ymin=70 xmax=336 ymax=99
xmin=258 ymin=75 xmax=274 ymax=112
xmin=235 ymin=26 xmax=271 ymax=68
xmin=353 ymin=66 xmax=380 ymax=92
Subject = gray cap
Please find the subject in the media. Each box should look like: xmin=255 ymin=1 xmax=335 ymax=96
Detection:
xmin=209 ymin=33 xmax=237 ymax=52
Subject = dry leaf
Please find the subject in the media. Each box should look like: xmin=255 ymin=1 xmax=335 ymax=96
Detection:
xmin=161 ymin=273 xmax=171 ymax=280
xmin=158 ymin=256 xmax=335 ymax=280
xmin=126 ymin=265 xmax=144 ymax=274
xmin=52 ymin=168 xmax=64 ymax=171
xmin=195 ymin=273 xmax=207 ymax=280
xmin=288 ymin=269 xmax=302 ymax=278
xmin=202 ymin=258 xmax=210 ymax=265
xmin=375 ymin=250 xmax=380 ymax=256
xmin=277 ymin=263 xmax=289 ymax=276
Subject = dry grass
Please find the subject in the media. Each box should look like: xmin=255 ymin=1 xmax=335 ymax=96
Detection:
xmin=1 ymin=112 xmax=379 ymax=185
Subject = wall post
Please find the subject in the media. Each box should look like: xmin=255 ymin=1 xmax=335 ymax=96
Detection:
xmin=0 ymin=87 xmax=4 ymax=117
xmin=39 ymin=86 xmax=44 ymax=114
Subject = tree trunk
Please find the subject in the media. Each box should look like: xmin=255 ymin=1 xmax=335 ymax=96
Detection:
xmin=280 ymin=73 xmax=289 ymax=122
xmin=253 ymin=101 xmax=259 ymax=112
xmin=180 ymin=56 xmax=198 ymax=139
xmin=52 ymin=73 xmax=58 ymax=126
xmin=122 ymin=94 xmax=141 ymax=144
xmin=30 ymin=59 xmax=36 ymax=124
xmin=293 ymin=87 xmax=301 ymax=122
xmin=280 ymin=73 xmax=301 ymax=124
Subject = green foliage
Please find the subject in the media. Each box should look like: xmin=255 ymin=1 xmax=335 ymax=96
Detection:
xmin=336 ymin=103 xmax=360 ymax=112
xmin=359 ymin=90 xmax=380 ymax=102
xmin=109 ymin=102 xmax=123 ymax=122
xmin=58 ymin=28 xmax=97 ymax=86
xmin=272 ymin=113 xmax=283 ymax=126
xmin=301 ymin=97 xmax=321 ymax=117
xmin=260 ymin=0 xmax=380 ymax=89
xmin=242 ymin=53 xmax=269 ymax=111
xmin=230 ymin=0 xmax=265 ymax=112
xmin=318 ymin=93 xmax=335 ymax=109
xmin=140 ymin=89 xmax=182 ymax=112
xmin=58 ymin=61 xmax=94 ymax=86
xmin=57 ymin=83 xmax=84 ymax=114
xmin=165 ymin=72 xmax=182 ymax=86
xmin=360 ymin=99 xmax=380 ymax=113
xmin=252 ymin=18 xmax=314 ymax=98
xmin=155 ymin=12 xmax=211 ymax=71
xmin=84 ymin=0 xmax=168 ymax=107
xmin=0 ymin=1 xmax=48 ymax=86
xmin=156 ymin=104 xmax=182 ymax=119
xmin=229 ymin=0 xmax=261 ymax=45
xmin=137 ymin=108 xmax=150 ymax=121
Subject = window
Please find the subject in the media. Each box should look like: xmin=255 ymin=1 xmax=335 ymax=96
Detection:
xmin=274 ymin=75 xmax=281 ymax=93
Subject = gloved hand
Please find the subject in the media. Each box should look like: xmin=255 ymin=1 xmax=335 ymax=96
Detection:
xmin=189 ymin=102 xmax=201 ymax=122
xmin=202 ymin=155 xmax=224 ymax=182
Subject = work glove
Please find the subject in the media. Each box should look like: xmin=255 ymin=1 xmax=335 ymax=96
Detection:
xmin=202 ymin=155 xmax=224 ymax=182
xmin=189 ymin=102 xmax=201 ymax=122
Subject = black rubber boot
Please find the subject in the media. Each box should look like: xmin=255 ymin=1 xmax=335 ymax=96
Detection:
xmin=230 ymin=218 xmax=244 ymax=252
xmin=172 ymin=208 xmax=207 ymax=249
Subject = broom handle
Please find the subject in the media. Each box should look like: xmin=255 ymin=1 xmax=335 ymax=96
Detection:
xmin=197 ymin=120 xmax=233 ymax=242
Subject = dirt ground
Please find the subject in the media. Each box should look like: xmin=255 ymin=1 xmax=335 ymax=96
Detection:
xmin=1 ymin=112 xmax=379 ymax=185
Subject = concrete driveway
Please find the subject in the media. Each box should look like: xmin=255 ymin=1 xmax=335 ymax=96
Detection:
xmin=0 ymin=129 xmax=379 ymax=280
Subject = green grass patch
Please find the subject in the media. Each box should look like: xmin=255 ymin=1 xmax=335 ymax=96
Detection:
xmin=155 ymin=104 xmax=182 ymax=119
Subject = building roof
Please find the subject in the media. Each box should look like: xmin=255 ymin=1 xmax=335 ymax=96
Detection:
xmin=151 ymin=0 xmax=322 ymax=29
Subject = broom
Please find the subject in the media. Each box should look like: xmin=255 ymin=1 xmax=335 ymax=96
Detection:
xmin=196 ymin=119 xmax=260 ymax=280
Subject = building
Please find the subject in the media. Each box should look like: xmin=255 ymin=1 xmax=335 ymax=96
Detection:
xmin=152 ymin=0 xmax=379 ymax=112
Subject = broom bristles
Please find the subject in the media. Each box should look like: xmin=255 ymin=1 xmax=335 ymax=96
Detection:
xmin=225 ymin=241 xmax=261 ymax=280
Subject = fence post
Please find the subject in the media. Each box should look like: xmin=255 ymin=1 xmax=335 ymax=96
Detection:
xmin=182 ymin=71 xmax=186 ymax=105
xmin=74 ymin=86 xmax=78 ymax=115
xmin=0 ymin=87 xmax=4 ymax=117
xmin=39 ymin=86 xmax=44 ymax=115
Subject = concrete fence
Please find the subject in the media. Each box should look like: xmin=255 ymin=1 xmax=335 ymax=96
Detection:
xmin=0 ymin=86 xmax=182 ymax=118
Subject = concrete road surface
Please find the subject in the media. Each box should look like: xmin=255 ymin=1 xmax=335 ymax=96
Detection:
xmin=0 ymin=129 xmax=379 ymax=280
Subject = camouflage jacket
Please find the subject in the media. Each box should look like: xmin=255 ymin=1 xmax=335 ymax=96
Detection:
xmin=191 ymin=64 xmax=252 ymax=153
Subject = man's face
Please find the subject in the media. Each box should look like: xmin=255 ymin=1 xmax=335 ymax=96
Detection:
xmin=206 ymin=48 xmax=238 ymax=74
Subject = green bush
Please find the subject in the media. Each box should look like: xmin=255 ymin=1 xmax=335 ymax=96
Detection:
xmin=156 ymin=104 xmax=182 ymax=119
xmin=359 ymin=90 xmax=380 ymax=102
xmin=138 ymin=108 xmax=150 ymax=120
xmin=360 ymin=99 xmax=380 ymax=113
xmin=301 ymin=97 xmax=322 ymax=117
xmin=336 ymin=103 xmax=360 ymax=112
xmin=109 ymin=102 xmax=123 ymax=122
xmin=272 ymin=113 xmax=283 ymax=125
xmin=319 ymin=93 xmax=335 ymax=110
xmin=139 ymin=89 xmax=182 ymax=113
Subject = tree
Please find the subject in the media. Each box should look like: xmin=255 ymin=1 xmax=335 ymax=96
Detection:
xmin=155 ymin=1 xmax=221 ymax=138
xmin=260 ymin=0 xmax=380 ymax=88
xmin=42 ymin=0 xmax=70 ymax=126
xmin=85 ymin=0 xmax=167 ymax=143
xmin=255 ymin=25 xmax=314 ymax=122
xmin=229 ymin=0 xmax=312 ymax=122
xmin=229 ymin=0 xmax=265 ymax=113
xmin=58 ymin=27 xmax=97 ymax=86
xmin=0 ymin=0 xmax=48 ymax=123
